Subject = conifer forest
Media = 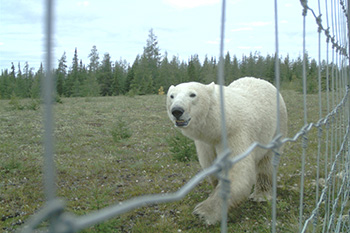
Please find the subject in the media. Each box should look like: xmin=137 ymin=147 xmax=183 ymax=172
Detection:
xmin=0 ymin=29 xmax=335 ymax=99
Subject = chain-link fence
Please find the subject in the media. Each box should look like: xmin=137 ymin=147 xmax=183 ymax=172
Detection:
xmin=18 ymin=0 xmax=350 ymax=232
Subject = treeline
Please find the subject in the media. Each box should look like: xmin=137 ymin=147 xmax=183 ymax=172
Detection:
xmin=0 ymin=29 xmax=332 ymax=99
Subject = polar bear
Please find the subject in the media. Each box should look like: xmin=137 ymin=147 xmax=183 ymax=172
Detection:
xmin=166 ymin=77 xmax=288 ymax=225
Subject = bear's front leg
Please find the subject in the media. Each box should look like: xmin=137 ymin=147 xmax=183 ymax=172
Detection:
xmin=195 ymin=140 xmax=218 ymax=187
xmin=193 ymin=156 xmax=256 ymax=225
xmin=193 ymin=183 xmax=223 ymax=225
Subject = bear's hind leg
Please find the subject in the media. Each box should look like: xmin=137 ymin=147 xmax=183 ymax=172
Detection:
xmin=250 ymin=151 xmax=273 ymax=202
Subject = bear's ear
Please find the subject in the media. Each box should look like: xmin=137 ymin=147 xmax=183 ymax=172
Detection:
xmin=167 ymin=85 xmax=175 ymax=94
xmin=207 ymin=82 xmax=215 ymax=93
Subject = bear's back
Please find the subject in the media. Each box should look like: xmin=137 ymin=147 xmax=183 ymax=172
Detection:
xmin=227 ymin=77 xmax=288 ymax=139
xmin=228 ymin=77 xmax=275 ymax=93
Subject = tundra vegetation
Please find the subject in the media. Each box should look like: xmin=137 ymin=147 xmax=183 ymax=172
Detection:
xmin=1 ymin=90 xmax=346 ymax=232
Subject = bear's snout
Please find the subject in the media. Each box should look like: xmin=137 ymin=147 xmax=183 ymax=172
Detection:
xmin=171 ymin=107 xmax=184 ymax=120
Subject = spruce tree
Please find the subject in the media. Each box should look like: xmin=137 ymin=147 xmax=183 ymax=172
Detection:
xmin=113 ymin=60 xmax=128 ymax=95
xmin=131 ymin=29 xmax=161 ymax=94
xmin=99 ymin=53 xmax=113 ymax=96
xmin=281 ymin=55 xmax=292 ymax=82
xmin=144 ymin=29 xmax=161 ymax=65
xmin=65 ymin=48 xmax=79 ymax=96
xmin=223 ymin=52 xmax=232 ymax=83
xmin=23 ymin=62 xmax=34 ymax=98
xmin=56 ymin=52 xmax=67 ymax=96
xmin=10 ymin=62 xmax=15 ymax=78
xmin=231 ymin=55 xmax=241 ymax=82
xmin=0 ymin=69 xmax=11 ymax=98
xmin=83 ymin=45 xmax=101 ymax=97
xmin=88 ymin=45 xmax=99 ymax=73
xmin=264 ymin=54 xmax=275 ymax=82
xmin=255 ymin=53 xmax=266 ymax=78
xmin=158 ymin=52 xmax=170 ymax=91
xmin=31 ymin=63 xmax=44 ymax=98
xmin=201 ymin=56 xmax=217 ymax=84
xmin=187 ymin=55 xmax=201 ymax=82
xmin=15 ymin=62 xmax=26 ymax=97
xmin=126 ymin=56 xmax=139 ymax=94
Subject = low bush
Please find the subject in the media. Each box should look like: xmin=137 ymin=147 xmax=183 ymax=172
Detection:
xmin=167 ymin=131 xmax=197 ymax=162
xmin=111 ymin=119 xmax=132 ymax=142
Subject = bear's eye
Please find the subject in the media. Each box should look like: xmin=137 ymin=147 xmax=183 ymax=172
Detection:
xmin=190 ymin=93 xmax=196 ymax=98
xmin=170 ymin=94 xmax=174 ymax=99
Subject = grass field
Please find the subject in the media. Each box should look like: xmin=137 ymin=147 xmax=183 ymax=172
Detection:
xmin=0 ymin=90 xmax=348 ymax=232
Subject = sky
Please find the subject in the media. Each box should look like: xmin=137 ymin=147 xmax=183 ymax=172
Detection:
xmin=0 ymin=0 xmax=344 ymax=73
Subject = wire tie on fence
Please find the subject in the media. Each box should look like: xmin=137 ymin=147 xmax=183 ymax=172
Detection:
xmin=331 ymin=37 xmax=336 ymax=47
xmin=340 ymin=0 xmax=347 ymax=16
xmin=317 ymin=126 xmax=323 ymax=138
xmin=21 ymin=199 xmax=65 ymax=232
xmin=325 ymin=119 xmax=330 ymax=130
xmin=312 ymin=209 xmax=319 ymax=228
xmin=272 ymin=151 xmax=281 ymax=167
xmin=219 ymin=176 xmax=231 ymax=200
xmin=214 ymin=148 xmax=232 ymax=173
xmin=214 ymin=148 xmax=232 ymax=199
xmin=336 ymin=45 xmax=340 ymax=53
xmin=331 ymin=115 xmax=336 ymax=124
xmin=300 ymin=0 xmax=308 ymax=16
xmin=325 ymin=28 xmax=330 ymax=42
xmin=272 ymin=134 xmax=283 ymax=167
xmin=55 ymin=213 xmax=78 ymax=233
xmin=316 ymin=15 xmax=323 ymax=32
xmin=327 ymin=174 xmax=333 ymax=187
xmin=302 ymin=133 xmax=308 ymax=149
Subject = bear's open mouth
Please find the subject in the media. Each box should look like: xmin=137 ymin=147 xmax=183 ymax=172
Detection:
xmin=175 ymin=118 xmax=191 ymax=127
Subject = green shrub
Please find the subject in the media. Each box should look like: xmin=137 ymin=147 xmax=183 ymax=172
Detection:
xmin=8 ymin=94 xmax=41 ymax=111
xmin=28 ymin=98 xmax=40 ymax=110
xmin=111 ymin=119 xmax=132 ymax=142
xmin=55 ymin=95 xmax=63 ymax=104
xmin=167 ymin=131 xmax=197 ymax=162
xmin=9 ymin=93 xmax=24 ymax=110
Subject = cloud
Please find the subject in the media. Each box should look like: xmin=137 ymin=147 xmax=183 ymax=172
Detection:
xmin=164 ymin=0 xmax=219 ymax=9
xmin=238 ymin=46 xmax=251 ymax=49
xmin=238 ymin=46 xmax=263 ymax=50
xmin=239 ymin=21 xmax=271 ymax=27
xmin=206 ymin=40 xmax=218 ymax=45
xmin=0 ymin=1 xmax=42 ymax=25
xmin=206 ymin=38 xmax=231 ymax=45
xmin=76 ymin=1 xmax=90 ymax=7
xmin=231 ymin=27 xmax=253 ymax=32
xmin=230 ymin=22 xmax=271 ymax=33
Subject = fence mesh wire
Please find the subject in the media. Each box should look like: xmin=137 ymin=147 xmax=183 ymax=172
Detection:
xmin=21 ymin=0 xmax=350 ymax=232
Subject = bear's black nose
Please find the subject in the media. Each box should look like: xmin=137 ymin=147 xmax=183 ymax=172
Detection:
xmin=171 ymin=107 xmax=184 ymax=120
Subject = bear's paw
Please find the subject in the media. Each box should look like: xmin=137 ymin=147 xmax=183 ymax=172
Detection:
xmin=249 ymin=192 xmax=272 ymax=202
xmin=193 ymin=199 xmax=222 ymax=225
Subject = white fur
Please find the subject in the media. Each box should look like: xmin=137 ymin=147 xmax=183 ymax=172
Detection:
xmin=166 ymin=77 xmax=288 ymax=225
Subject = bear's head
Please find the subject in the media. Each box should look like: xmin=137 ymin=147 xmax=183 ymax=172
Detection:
xmin=166 ymin=82 xmax=215 ymax=133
